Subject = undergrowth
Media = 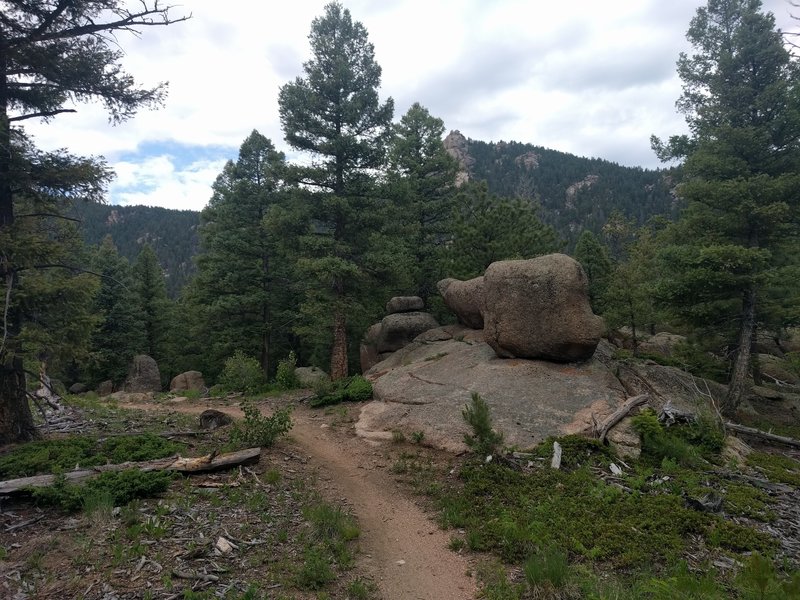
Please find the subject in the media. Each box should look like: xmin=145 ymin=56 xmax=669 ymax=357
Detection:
xmin=0 ymin=434 xmax=184 ymax=478
xmin=228 ymin=402 xmax=292 ymax=449
xmin=309 ymin=375 xmax=372 ymax=408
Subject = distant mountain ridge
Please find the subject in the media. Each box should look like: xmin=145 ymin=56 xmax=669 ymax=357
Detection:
xmin=74 ymin=202 xmax=200 ymax=297
xmin=75 ymin=133 xmax=679 ymax=296
xmin=444 ymin=130 xmax=678 ymax=246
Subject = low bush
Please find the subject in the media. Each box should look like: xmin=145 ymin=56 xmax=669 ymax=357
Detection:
xmin=219 ymin=350 xmax=267 ymax=394
xmin=229 ymin=402 xmax=292 ymax=448
xmin=309 ymin=375 xmax=372 ymax=408
xmin=275 ymin=350 xmax=300 ymax=390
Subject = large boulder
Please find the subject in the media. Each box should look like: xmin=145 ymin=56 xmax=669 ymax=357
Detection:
xmin=123 ymin=354 xmax=161 ymax=393
xmin=295 ymin=366 xmax=328 ymax=387
xmin=97 ymin=380 xmax=113 ymax=397
xmin=437 ymin=276 xmax=484 ymax=329
xmin=757 ymin=354 xmax=800 ymax=385
xmin=386 ymin=296 xmax=424 ymax=314
xmin=362 ymin=326 xmax=627 ymax=452
xmin=68 ymin=382 xmax=88 ymax=394
xmin=376 ymin=312 xmax=439 ymax=354
xmin=482 ymin=254 xmax=604 ymax=361
xmin=360 ymin=323 xmax=384 ymax=373
xmin=170 ymin=370 xmax=205 ymax=393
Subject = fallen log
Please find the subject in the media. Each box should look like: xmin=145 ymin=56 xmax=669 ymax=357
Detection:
xmin=596 ymin=394 xmax=649 ymax=443
xmin=0 ymin=447 xmax=261 ymax=495
xmin=724 ymin=422 xmax=800 ymax=449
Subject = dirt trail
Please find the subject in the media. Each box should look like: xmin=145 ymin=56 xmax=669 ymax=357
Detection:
xmin=132 ymin=399 xmax=477 ymax=600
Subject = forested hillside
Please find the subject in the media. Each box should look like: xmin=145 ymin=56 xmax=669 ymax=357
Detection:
xmin=449 ymin=133 xmax=679 ymax=246
xmin=74 ymin=202 xmax=200 ymax=297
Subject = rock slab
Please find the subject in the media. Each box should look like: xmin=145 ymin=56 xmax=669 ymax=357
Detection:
xmin=483 ymin=254 xmax=604 ymax=361
xmin=386 ymin=296 xmax=424 ymax=314
xmin=123 ymin=354 xmax=161 ymax=393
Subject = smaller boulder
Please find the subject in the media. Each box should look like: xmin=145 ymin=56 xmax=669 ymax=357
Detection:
xmin=295 ymin=366 xmax=328 ymax=387
xmin=97 ymin=380 xmax=113 ymax=397
xmin=123 ymin=354 xmax=161 ymax=393
xmin=199 ymin=409 xmax=233 ymax=430
xmin=758 ymin=354 xmax=800 ymax=385
xmin=386 ymin=296 xmax=424 ymax=314
xmin=638 ymin=332 xmax=687 ymax=359
xmin=360 ymin=322 xmax=384 ymax=373
xmin=437 ymin=276 xmax=484 ymax=329
xmin=376 ymin=312 xmax=439 ymax=354
xmin=170 ymin=370 xmax=206 ymax=393
xmin=68 ymin=383 xmax=88 ymax=394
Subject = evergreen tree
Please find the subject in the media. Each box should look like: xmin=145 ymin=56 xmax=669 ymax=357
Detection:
xmin=192 ymin=131 xmax=291 ymax=380
xmin=278 ymin=2 xmax=394 ymax=379
xmin=573 ymin=230 xmax=612 ymax=313
xmin=445 ymin=182 xmax=561 ymax=279
xmin=652 ymin=0 xmax=800 ymax=415
xmin=132 ymin=244 xmax=172 ymax=378
xmin=0 ymin=1 xmax=187 ymax=441
xmin=386 ymin=103 xmax=458 ymax=302
xmin=89 ymin=236 xmax=146 ymax=387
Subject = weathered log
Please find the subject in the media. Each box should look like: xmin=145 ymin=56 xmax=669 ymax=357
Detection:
xmin=596 ymin=394 xmax=649 ymax=443
xmin=0 ymin=447 xmax=261 ymax=495
xmin=724 ymin=422 xmax=800 ymax=449
xmin=550 ymin=441 xmax=562 ymax=470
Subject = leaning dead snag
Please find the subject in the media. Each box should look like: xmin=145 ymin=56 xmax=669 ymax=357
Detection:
xmin=0 ymin=447 xmax=261 ymax=495
xmin=595 ymin=394 xmax=649 ymax=443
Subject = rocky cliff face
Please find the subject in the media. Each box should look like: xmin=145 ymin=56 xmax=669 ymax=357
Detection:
xmin=443 ymin=130 xmax=472 ymax=187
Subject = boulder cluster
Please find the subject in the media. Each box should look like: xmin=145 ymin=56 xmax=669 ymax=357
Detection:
xmin=439 ymin=253 xmax=604 ymax=362
xmin=360 ymin=296 xmax=439 ymax=372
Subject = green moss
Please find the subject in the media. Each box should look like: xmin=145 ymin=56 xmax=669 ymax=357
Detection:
xmin=0 ymin=434 xmax=184 ymax=478
xmin=532 ymin=435 xmax=614 ymax=470
xmin=706 ymin=520 xmax=777 ymax=554
xmin=309 ymin=376 xmax=372 ymax=408
xmin=722 ymin=483 xmax=776 ymax=522
xmin=747 ymin=451 xmax=800 ymax=488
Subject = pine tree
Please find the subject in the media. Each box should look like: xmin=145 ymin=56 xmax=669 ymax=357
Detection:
xmin=0 ymin=1 xmax=187 ymax=441
xmin=652 ymin=0 xmax=800 ymax=415
xmin=132 ymin=244 xmax=172 ymax=378
xmin=278 ymin=2 xmax=394 ymax=379
xmin=386 ymin=103 xmax=458 ymax=302
xmin=192 ymin=131 xmax=291 ymax=380
xmin=89 ymin=236 xmax=146 ymax=387
xmin=573 ymin=230 xmax=612 ymax=313
xmin=445 ymin=182 xmax=561 ymax=279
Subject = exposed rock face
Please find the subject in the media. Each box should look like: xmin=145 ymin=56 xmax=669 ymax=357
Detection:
xmin=97 ymin=380 xmax=113 ymax=397
xmin=295 ymin=366 xmax=328 ymax=387
xmin=362 ymin=326 xmax=627 ymax=452
xmin=514 ymin=151 xmax=540 ymax=169
xmin=360 ymin=323 xmax=383 ymax=373
xmin=482 ymin=254 xmax=604 ymax=361
xmin=386 ymin=296 xmax=424 ymax=314
xmin=376 ymin=312 xmax=440 ymax=354
xmin=68 ymin=383 xmax=88 ymax=394
xmin=638 ymin=332 xmax=687 ymax=358
xmin=199 ymin=409 xmax=233 ymax=430
xmin=565 ymin=175 xmax=599 ymax=208
xmin=123 ymin=354 xmax=161 ymax=393
xmin=170 ymin=371 xmax=205 ymax=393
xmin=437 ymin=276 xmax=484 ymax=329
xmin=443 ymin=130 xmax=472 ymax=186
xmin=757 ymin=354 xmax=800 ymax=385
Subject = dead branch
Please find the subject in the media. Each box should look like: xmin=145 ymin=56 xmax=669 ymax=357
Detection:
xmin=596 ymin=394 xmax=649 ymax=443
xmin=725 ymin=422 xmax=800 ymax=449
xmin=0 ymin=447 xmax=262 ymax=495
xmin=550 ymin=441 xmax=562 ymax=470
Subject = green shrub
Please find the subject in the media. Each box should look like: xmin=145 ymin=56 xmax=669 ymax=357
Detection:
xmin=219 ymin=350 xmax=267 ymax=394
xmin=275 ymin=351 xmax=300 ymax=390
xmin=31 ymin=469 xmax=174 ymax=512
xmin=229 ymin=402 xmax=292 ymax=448
xmin=524 ymin=546 xmax=570 ymax=590
xmin=631 ymin=409 xmax=701 ymax=467
xmin=463 ymin=392 xmax=504 ymax=457
xmin=309 ymin=375 xmax=372 ymax=408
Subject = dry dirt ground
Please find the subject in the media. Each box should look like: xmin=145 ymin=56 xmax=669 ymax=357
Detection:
xmin=0 ymin=395 xmax=478 ymax=600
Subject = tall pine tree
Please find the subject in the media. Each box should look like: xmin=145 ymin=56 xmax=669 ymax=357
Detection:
xmin=192 ymin=131 xmax=291 ymax=379
xmin=386 ymin=103 xmax=458 ymax=303
xmin=652 ymin=0 xmax=800 ymax=415
xmin=278 ymin=2 xmax=394 ymax=379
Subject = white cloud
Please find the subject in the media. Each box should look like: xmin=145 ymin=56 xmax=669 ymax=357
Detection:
xmin=17 ymin=0 xmax=800 ymax=211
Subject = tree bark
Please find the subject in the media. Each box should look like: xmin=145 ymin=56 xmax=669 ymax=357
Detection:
xmin=330 ymin=308 xmax=348 ymax=380
xmin=723 ymin=287 xmax=757 ymax=417
xmin=0 ymin=359 xmax=37 ymax=444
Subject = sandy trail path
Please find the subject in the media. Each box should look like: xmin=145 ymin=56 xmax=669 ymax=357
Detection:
xmin=131 ymin=399 xmax=477 ymax=600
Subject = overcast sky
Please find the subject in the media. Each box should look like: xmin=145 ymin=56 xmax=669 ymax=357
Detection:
xmin=21 ymin=0 xmax=800 ymax=212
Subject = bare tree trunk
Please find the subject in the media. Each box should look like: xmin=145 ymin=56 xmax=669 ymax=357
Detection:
xmin=330 ymin=309 xmax=348 ymax=381
xmin=0 ymin=38 xmax=36 ymax=444
xmin=723 ymin=287 xmax=757 ymax=417
xmin=0 ymin=359 xmax=36 ymax=444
